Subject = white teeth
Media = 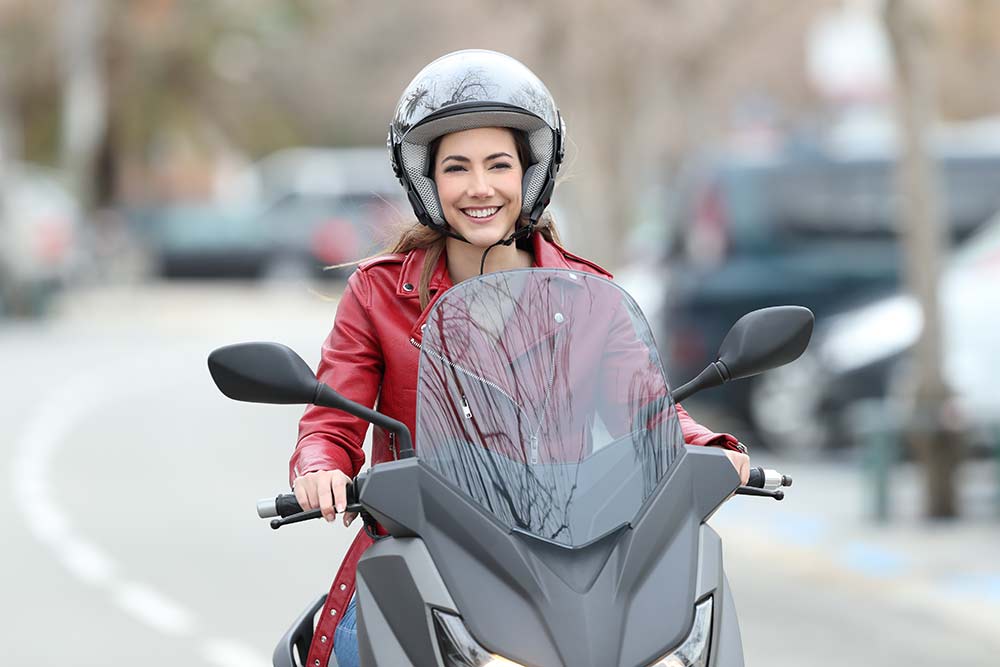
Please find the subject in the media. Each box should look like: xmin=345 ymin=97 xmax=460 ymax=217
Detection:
xmin=464 ymin=207 xmax=499 ymax=218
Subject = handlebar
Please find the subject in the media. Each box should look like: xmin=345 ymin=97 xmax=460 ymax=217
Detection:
xmin=737 ymin=466 xmax=793 ymax=500
xmin=747 ymin=467 xmax=792 ymax=491
xmin=257 ymin=480 xmax=362 ymax=528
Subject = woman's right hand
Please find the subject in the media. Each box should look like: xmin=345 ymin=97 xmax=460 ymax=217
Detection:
xmin=292 ymin=469 xmax=358 ymax=526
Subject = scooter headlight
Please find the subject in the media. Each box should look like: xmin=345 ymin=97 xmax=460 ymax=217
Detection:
xmin=432 ymin=610 xmax=526 ymax=667
xmin=647 ymin=596 xmax=713 ymax=667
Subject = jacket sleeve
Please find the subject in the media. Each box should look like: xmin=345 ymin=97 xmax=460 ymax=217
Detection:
xmin=289 ymin=271 xmax=384 ymax=486
xmin=674 ymin=403 xmax=742 ymax=451
xmin=597 ymin=294 xmax=743 ymax=453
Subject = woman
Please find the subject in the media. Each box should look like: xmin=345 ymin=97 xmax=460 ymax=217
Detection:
xmin=289 ymin=49 xmax=749 ymax=667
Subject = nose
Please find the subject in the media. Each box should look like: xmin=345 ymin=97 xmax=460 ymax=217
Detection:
xmin=466 ymin=169 xmax=495 ymax=198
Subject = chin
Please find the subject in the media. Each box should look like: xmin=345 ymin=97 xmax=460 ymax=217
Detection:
xmin=448 ymin=216 xmax=519 ymax=248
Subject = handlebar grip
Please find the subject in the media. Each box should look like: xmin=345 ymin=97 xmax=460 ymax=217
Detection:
xmin=257 ymin=481 xmax=359 ymax=519
xmin=745 ymin=467 xmax=793 ymax=491
xmin=256 ymin=494 xmax=303 ymax=518
xmin=276 ymin=494 xmax=304 ymax=518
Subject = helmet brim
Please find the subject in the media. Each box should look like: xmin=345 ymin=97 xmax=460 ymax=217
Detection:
xmin=403 ymin=108 xmax=550 ymax=145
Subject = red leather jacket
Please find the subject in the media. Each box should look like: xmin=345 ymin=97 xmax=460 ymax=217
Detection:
xmin=292 ymin=232 xmax=740 ymax=666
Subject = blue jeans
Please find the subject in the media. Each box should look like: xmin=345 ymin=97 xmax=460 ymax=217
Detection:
xmin=333 ymin=593 xmax=360 ymax=667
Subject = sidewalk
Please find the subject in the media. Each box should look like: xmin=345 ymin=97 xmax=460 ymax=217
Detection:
xmin=711 ymin=456 xmax=1000 ymax=646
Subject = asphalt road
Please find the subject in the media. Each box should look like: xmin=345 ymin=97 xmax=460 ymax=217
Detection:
xmin=2 ymin=281 xmax=996 ymax=666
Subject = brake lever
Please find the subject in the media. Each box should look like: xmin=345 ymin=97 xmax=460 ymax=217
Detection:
xmin=734 ymin=486 xmax=785 ymax=500
xmin=269 ymin=503 xmax=364 ymax=530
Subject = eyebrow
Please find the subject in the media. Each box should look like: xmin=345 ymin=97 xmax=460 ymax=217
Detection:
xmin=441 ymin=152 xmax=514 ymax=164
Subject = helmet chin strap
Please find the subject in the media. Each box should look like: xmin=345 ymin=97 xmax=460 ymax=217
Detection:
xmin=433 ymin=217 xmax=532 ymax=275
xmin=478 ymin=222 xmax=534 ymax=275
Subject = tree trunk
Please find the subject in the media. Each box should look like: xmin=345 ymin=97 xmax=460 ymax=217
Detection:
xmin=59 ymin=0 xmax=108 ymax=213
xmin=883 ymin=0 xmax=961 ymax=518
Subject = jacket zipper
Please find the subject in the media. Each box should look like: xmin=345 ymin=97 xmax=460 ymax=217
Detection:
xmin=411 ymin=334 xmax=559 ymax=465
xmin=388 ymin=431 xmax=397 ymax=460
xmin=410 ymin=337 xmax=527 ymax=414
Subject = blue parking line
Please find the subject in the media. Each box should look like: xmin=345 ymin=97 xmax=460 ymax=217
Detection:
xmin=838 ymin=542 xmax=911 ymax=578
xmin=938 ymin=573 xmax=1000 ymax=602
xmin=770 ymin=514 xmax=827 ymax=547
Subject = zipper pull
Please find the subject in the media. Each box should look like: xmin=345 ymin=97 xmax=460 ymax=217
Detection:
xmin=388 ymin=432 xmax=397 ymax=459
xmin=461 ymin=395 xmax=473 ymax=420
xmin=529 ymin=435 xmax=539 ymax=465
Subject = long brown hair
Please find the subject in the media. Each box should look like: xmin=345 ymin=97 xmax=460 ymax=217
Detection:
xmin=362 ymin=128 xmax=564 ymax=309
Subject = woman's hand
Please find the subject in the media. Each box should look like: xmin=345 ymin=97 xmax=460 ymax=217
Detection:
xmin=292 ymin=469 xmax=359 ymax=527
xmin=723 ymin=450 xmax=750 ymax=486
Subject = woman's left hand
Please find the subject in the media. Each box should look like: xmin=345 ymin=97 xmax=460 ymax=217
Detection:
xmin=723 ymin=450 xmax=750 ymax=485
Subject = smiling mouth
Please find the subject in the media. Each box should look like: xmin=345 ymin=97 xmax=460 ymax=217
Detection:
xmin=461 ymin=206 xmax=502 ymax=222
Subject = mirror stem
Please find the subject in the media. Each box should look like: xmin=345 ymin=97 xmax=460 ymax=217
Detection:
xmin=671 ymin=362 xmax=728 ymax=404
xmin=314 ymin=384 xmax=416 ymax=458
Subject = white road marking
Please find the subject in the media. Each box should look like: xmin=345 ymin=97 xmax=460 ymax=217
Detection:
xmin=114 ymin=581 xmax=197 ymax=636
xmin=10 ymin=356 xmax=270 ymax=665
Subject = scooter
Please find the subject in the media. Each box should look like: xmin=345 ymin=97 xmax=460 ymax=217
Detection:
xmin=209 ymin=268 xmax=811 ymax=667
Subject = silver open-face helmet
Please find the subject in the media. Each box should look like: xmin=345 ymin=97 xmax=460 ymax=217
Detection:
xmin=387 ymin=50 xmax=565 ymax=233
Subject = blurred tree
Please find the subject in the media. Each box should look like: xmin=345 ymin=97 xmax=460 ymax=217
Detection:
xmin=1 ymin=0 xmax=997 ymax=266
xmin=884 ymin=0 xmax=960 ymax=519
xmin=935 ymin=0 xmax=1000 ymax=119
xmin=58 ymin=0 xmax=107 ymax=211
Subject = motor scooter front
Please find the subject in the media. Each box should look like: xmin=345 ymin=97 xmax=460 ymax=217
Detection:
xmin=210 ymin=294 xmax=809 ymax=666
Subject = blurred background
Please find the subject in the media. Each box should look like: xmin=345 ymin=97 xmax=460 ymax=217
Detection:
xmin=2 ymin=0 xmax=999 ymax=665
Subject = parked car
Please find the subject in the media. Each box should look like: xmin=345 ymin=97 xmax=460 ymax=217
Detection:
xmin=260 ymin=190 xmax=400 ymax=279
xmin=0 ymin=162 xmax=84 ymax=316
xmin=131 ymin=202 xmax=271 ymax=279
xmin=658 ymin=143 xmax=1000 ymax=445
xmin=133 ymin=147 xmax=407 ymax=279
xmin=747 ymin=208 xmax=1000 ymax=456
xmin=251 ymin=147 xmax=405 ymax=277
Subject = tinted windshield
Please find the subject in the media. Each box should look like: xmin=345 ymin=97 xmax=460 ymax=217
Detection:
xmin=415 ymin=269 xmax=682 ymax=547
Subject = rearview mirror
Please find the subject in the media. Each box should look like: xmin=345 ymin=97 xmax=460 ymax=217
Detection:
xmin=207 ymin=341 xmax=416 ymax=458
xmin=672 ymin=306 xmax=814 ymax=403
xmin=208 ymin=342 xmax=320 ymax=405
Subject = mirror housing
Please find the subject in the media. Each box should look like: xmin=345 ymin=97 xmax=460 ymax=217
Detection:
xmin=209 ymin=342 xmax=320 ymax=405
xmin=672 ymin=306 xmax=814 ymax=403
xmin=208 ymin=342 xmax=415 ymax=458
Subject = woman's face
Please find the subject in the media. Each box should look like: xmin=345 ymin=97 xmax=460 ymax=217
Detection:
xmin=434 ymin=127 xmax=523 ymax=247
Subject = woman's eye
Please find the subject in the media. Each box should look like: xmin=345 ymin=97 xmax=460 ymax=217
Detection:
xmin=491 ymin=162 xmax=512 ymax=170
xmin=443 ymin=165 xmax=466 ymax=173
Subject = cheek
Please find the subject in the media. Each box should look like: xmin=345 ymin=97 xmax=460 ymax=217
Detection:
xmin=502 ymin=173 xmax=523 ymax=202
xmin=435 ymin=178 xmax=461 ymax=206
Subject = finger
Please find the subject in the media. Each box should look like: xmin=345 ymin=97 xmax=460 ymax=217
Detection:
xmin=333 ymin=476 xmax=348 ymax=514
xmin=304 ymin=475 xmax=320 ymax=511
xmin=292 ymin=480 xmax=311 ymax=511
xmin=725 ymin=451 xmax=750 ymax=485
xmin=318 ymin=475 xmax=336 ymax=522
xmin=735 ymin=453 xmax=750 ymax=485
xmin=343 ymin=511 xmax=359 ymax=527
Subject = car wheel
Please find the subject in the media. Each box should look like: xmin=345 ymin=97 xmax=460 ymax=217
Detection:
xmin=747 ymin=349 xmax=833 ymax=458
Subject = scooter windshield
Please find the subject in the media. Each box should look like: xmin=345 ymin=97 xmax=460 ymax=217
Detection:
xmin=415 ymin=269 xmax=683 ymax=547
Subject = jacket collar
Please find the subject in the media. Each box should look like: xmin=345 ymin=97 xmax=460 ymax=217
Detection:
xmin=530 ymin=231 xmax=576 ymax=271
xmin=397 ymin=247 xmax=452 ymax=298
xmin=400 ymin=231 xmax=575 ymax=298
xmin=404 ymin=231 xmax=582 ymax=343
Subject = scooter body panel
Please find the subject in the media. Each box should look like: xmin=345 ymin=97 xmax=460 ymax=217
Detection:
xmin=356 ymin=538 xmax=457 ymax=667
xmin=355 ymin=446 xmax=742 ymax=667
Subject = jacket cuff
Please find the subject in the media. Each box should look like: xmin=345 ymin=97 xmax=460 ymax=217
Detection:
xmin=705 ymin=435 xmax=748 ymax=454
xmin=289 ymin=441 xmax=356 ymax=487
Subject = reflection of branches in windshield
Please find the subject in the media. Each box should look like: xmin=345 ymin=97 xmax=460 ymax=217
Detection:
xmin=415 ymin=271 xmax=675 ymax=545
